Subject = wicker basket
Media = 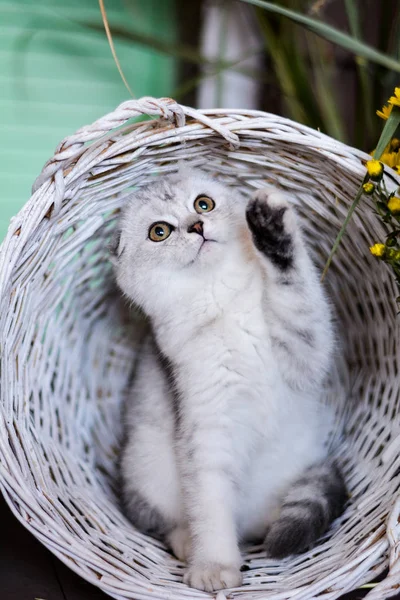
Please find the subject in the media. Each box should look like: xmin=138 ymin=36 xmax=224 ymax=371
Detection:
xmin=1 ymin=97 xmax=400 ymax=600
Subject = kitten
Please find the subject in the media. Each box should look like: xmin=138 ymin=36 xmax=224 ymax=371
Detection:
xmin=112 ymin=167 xmax=347 ymax=592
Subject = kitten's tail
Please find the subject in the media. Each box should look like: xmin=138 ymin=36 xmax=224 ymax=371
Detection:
xmin=264 ymin=461 xmax=347 ymax=558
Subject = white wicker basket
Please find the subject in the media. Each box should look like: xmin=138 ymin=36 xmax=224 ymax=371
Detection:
xmin=1 ymin=97 xmax=400 ymax=600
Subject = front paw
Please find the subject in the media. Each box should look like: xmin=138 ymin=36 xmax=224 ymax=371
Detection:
xmin=246 ymin=189 xmax=296 ymax=270
xmin=183 ymin=563 xmax=243 ymax=592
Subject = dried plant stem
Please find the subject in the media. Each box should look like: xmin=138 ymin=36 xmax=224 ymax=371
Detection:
xmin=99 ymin=0 xmax=134 ymax=97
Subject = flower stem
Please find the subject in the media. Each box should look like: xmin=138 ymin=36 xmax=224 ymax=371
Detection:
xmin=321 ymin=175 xmax=368 ymax=281
xmin=322 ymin=105 xmax=400 ymax=280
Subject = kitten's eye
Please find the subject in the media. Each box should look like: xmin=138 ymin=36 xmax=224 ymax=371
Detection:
xmin=148 ymin=222 xmax=173 ymax=242
xmin=194 ymin=195 xmax=215 ymax=214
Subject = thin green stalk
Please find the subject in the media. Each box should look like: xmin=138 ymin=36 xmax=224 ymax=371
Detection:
xmin=322 ymin=106 xmax=400 ymax=280
xmin=16 ymin=13 xmax=270 ymax=93
xmin=321 ymin=178 xmax=367 ymax=280
xmin=373 ymin=107 xmax=400 ymax=158
xmin=79 ymin=20 xmax=267 ymax=82
xmin=306 ymin=33 xmax=346 ymax=141
xmin=344 ymin=0 xmax=374 ymax=145
xmin=171 ymin=49 xmax=267 ymax=100
xmin=256 ymin=8 xmax=321 ymax=127
xmin=359 ymin=584 xmax=378 ymax=590
xmin=238 ymin=0 xmax=400 ymax=72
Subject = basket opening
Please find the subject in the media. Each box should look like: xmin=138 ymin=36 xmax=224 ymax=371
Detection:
xmin=3 ymin=138 xmax=399 ymax=596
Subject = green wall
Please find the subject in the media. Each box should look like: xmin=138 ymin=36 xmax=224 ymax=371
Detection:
xmin=0 ymin=0 xmax=177 ymax=240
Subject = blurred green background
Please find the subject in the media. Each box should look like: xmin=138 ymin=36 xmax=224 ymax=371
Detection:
xmin=1 ymin=0 xmax=399 ymax=241
xmin=0 ymin=0 xmax=177 ymax=239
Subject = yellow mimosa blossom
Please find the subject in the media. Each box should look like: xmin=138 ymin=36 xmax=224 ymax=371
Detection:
xmin=388 ymin=196 xmax=400 ymax=214
xmin=390 ymin=138 xmax=400 ymax=152
xmin=362 ymin=182 xmax=375 ymax=194
xmin=366 ymin=159 xmax=384 ymax=179
xmin=372 ymin=139 xmax=400 ymax=157
xmin=388 ymin=87 xmax=400 ymax=107
xmin=386 ymin=248 xmax=400 ymax=261
xmin=380 ymin=152 xmax=400 ymax=169
xmin=376 ymin=104 xmax=393 ymax=120
xmin=369 ymin=243 xmax=385 ymax=257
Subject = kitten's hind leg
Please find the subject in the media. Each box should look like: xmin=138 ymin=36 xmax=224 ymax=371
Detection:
xmin=246 ymin=189 xmax=334 ymax=389
xmin=120 ymin=336 xmax=184 ymax=551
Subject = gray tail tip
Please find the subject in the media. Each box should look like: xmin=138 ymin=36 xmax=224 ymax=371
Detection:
xmin=264 ymin=463 xmax=348 ymax=559
xmin=265 ymin=517 xmax=319 ymax=559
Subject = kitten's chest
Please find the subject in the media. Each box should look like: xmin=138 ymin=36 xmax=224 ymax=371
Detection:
xmin=176 ymin=304 xmax=289 ymax=451
xmin=173 ymin=282 xmax=283 ymax=409
xmin=197 ymin=307 xmax=280 ymax=405
xmin=205 ymin=313 xmax=284 ymax=441
xmin=222 ymin=306 xmax=273 ymax=373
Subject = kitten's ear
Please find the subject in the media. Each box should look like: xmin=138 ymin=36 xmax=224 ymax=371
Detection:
xmin=108 ymin=228 xmax=123 ymax=264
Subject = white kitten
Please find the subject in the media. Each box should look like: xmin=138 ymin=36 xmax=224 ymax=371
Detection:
xmin=113 ymin=167 xmax=346 ymax=592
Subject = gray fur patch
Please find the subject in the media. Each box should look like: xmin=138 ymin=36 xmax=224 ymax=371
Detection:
xmin=264 ymin=461 xmax=347 ymax=558
xmin=157 ymin=348 xmax=181 ymax=427
xmin=123 ymin=488 xmax=174 ymax=540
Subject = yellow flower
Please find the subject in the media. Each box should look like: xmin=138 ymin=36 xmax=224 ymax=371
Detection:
xmin=369 ymin=243 xmax=385 ymax=258
xmin=395 ymin=165 xmax=400 ymax=175
xmin=362 ymin=182 xmax=375 ymax=195
xmin=388 ymin=196 xmax=400 ymax=214
xmin=376 ymin=104 xmax=393 ymax=120
xmin=373 ymin=140 xmax=400 ymax=156
xmin=386 ymin=248 xmax=400 ymax=261
xmin=366 ymin=159 xmax=384 ymax=179
xmin=390 ymin=138 xmax=400 ymax=152
xmin=380 ymin=152 xmax=400 ymax=169
xmin=388 ymin=87 xmax=400 ymax=107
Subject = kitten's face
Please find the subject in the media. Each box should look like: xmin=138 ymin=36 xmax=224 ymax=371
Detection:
xmin=114 ymin=170 xmax=249 ymax=311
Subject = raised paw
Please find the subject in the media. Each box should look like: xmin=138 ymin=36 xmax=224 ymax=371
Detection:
xmin=183 ymin=563 xmax=243 ymax=592
xmin=246 ymin=189 xmax=297 ymax=271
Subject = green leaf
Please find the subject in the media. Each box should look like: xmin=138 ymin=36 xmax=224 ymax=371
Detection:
xmin=344 ymin=0 xmax=374 ymax=145
xmin=255 ymin=8 xmax=323 ymax=128
xmin=239 ymin=0 xmax=400 ymax=72
xmin=306 ymin=33 xmax=346 ymax=141
xmin=344 ymin=0 xmax=361 ymax=41
xmin=373 ymin=106 xmax=400 ymax=159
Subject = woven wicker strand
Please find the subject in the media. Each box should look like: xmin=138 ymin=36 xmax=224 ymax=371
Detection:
xmin=1 ymin=97 xmax=400 ymax=600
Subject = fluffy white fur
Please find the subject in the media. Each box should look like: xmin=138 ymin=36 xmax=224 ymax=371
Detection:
xmin=114 ymin=168 xmax=338 ymax=591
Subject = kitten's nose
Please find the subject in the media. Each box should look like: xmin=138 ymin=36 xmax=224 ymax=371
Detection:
xmin=188 ymin=221 xmax=204 ymax=236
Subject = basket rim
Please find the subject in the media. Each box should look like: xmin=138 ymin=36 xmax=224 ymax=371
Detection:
xmin=3 ymin=95 xmax=394 ymax=300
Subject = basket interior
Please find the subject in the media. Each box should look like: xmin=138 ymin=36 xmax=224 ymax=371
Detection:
xmin=1 ymin=125 xmax=400 ymax=600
